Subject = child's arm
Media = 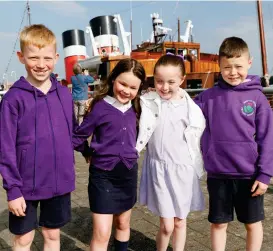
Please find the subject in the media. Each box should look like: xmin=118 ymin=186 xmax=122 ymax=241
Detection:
xmin=252 ymin=94 xmax=273 ymax=196
xmin=72 ymin=103 xmax=97 ymax=152
xmin=0 ymin=99 xmax=26 ymax=216
xmin=84 ymin=75 xmax=94 ymax=84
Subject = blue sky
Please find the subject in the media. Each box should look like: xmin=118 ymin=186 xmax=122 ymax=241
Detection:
xmin=1 ymin=0 xmax=273 ymax=82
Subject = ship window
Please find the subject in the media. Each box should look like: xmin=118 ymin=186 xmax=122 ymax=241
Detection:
xmin=189 ymin=49 xmax=198 ymax=58
xmin=178 ymin=48 xmax=187 ymax=56
xmin=166 ymin=48 xmax=175 ymax=54
xmin=187 ymin=79 xmax=202 ymax=89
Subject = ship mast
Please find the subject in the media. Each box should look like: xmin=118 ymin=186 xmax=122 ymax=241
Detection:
xmin=130 ymin=0 xmax=132 ymax=50
xmin=177 ymin=18 xmax=181 ymax=42
xmin=257 ymin=0 xmax=269 ymax=85
xmin=27 ymin=0 xmax=31 ymax=25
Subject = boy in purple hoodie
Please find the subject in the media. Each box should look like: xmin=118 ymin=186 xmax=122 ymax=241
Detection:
xmin=0 ymin=24 xmax=75 ymax=250
xmin=195 ymin=37 xmax=273 ymax=251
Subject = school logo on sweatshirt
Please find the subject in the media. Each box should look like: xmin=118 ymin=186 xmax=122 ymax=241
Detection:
xmin=241 ymin=100 xmax=256 ymax=116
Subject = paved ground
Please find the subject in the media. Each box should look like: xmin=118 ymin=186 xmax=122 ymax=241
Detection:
xmin=1 ymin=152 xmax=273 ymax=251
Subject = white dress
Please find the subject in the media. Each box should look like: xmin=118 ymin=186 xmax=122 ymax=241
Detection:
xmin=139 ymin=98 xmax=205 ymax=219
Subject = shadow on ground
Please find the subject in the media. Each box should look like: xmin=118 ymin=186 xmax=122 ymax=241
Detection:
xmin=60 ymin=206 xmax=171 ymax=251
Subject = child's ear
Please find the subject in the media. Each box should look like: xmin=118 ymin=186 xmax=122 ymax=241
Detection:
xmin=248 ymin=56 xmax=253 ymax=69
xmin=17 ymin=51 xmax=25 ymax=64
xmin=54 ymin=53 xmax=59 ymax=64
xmin=181 ymin=75 xmax=186 ymax=84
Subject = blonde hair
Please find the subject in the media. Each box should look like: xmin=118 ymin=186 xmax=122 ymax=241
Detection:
xmin=20 ymin=24 xmax=56 ymax=52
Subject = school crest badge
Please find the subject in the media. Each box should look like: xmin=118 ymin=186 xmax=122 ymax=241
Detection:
xmin=241 ymin=100 xmax=256 ymax=116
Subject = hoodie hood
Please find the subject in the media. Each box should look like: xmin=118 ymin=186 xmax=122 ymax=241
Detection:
xmin=11 ymin=76 xmax=57 ymax=95
xmin=218 ymin=75 xmax=262 ymax=91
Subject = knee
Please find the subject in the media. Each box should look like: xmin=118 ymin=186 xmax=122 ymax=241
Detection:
xmin=14 ymin=231 xmax=35 ymax=247
xmin=245 ymin=222 xmax=262 ymax=232
xmin=211 ymin=223 xmax=228 ymax=231
xmin=174 ymin=218 xmax=186 ymax=230
xmin=93 ymin=227 xmax=111 ymax=243
xmin=160 ymin=222 xmax=174 ymax=236
xmin=42 ymin=228 xmax=60 ymax=242
xmin=115 ymin=218 xmax=130 ymax=232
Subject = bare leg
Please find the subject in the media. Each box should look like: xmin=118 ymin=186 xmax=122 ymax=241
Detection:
xmin=172 ymin=218 xmax=187 ymax=251
xmin=13 ymin=230 xmax=35 ymax=251
xmin=245 ymin=221 xmax=263 ymax=251
xmin=211 ymin=223 xmax=228 ymax=251
xmin=89 ymin=213 xmax=113 ymax=251
xmin=113 ymin=209 xmax=132 ymax=242
xmin=42 ymin=227 xmax=60 ymax=251
xmin=156 ymin=217 xmax=174 ymax=251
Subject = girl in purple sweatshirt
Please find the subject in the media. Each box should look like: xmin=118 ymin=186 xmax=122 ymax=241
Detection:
xmin=73 ymin=58 xmax=145 ymax=251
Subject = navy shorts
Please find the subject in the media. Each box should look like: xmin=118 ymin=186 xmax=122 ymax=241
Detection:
xmin=207 ymin=178 xmax=264 ymax=224
xmin=9 ymin=193 xmax=71 ymax=235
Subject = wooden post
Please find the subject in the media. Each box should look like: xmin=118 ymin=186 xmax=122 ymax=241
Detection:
xmin=130 ymin=0 xmax=133 ymax=50
xmin=257 ymin=0 xmax=269 ymax=85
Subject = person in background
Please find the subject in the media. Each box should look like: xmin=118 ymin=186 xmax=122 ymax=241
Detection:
xmin=60 ymin=79 xmax=69 ymax=87
xmin=71 ymin=64 xmax=94 ymax=124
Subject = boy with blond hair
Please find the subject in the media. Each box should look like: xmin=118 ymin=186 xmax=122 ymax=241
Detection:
xmin=0 ymin=24 xmax=75 ymax=250
xmin=195 ymin=36 xmax=273 ymax=251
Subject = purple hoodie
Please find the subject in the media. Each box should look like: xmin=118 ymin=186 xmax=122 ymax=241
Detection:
xmin=195 ymin=75 xmax=273 ymax=184
xmin=0 ymin=77 xmax=75 ymax=201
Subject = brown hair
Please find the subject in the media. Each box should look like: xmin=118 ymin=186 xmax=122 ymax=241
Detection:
xmin=154 ymin=54 xmax=186 ymax=76
xmin=73 ymin=63 xmax=82 ymax=75
xmin=87 ymin=58 xmax=146 ymax=125
xmin=219 ymin=36 xmax=250 ymax=59
xmin=60 ymin=79 xmax=69 ymax=86
xmin=20 ymin=24 xmax=56 ymax=52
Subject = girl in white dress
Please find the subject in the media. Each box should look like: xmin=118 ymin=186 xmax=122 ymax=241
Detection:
xmin=136 ymin=54 xmax=206 ymax=251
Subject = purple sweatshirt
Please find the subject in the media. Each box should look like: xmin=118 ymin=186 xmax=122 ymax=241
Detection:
xmin=195 ymin=75 xmax=273 ymax=184
xmin=0 ymin=77 xmax=75 ymax=201
xmin=73 ymin=99 xmax=138 ymax=170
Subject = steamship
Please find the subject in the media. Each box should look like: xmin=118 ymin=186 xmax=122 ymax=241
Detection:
xmin=62 ymin=13 xmax=220 ymax=89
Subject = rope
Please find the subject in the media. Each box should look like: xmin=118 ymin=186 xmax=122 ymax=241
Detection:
xmin=203 ymin=71 xmax=211 ymax=89
xmin=4 ymin=3 xmax=27 ymax=76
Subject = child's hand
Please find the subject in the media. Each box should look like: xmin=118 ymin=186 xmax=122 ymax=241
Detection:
xmin=8 ymin=196 xmax=26 ymax=217
xmin=85 ymin=156 xmax=91 ymax=164
xmin=251 ymin=180 xmax=268 ymax=197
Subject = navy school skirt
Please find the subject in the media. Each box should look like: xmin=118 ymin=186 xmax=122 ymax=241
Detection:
xmin=88 ymin=161 xmax=138 ymax=214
